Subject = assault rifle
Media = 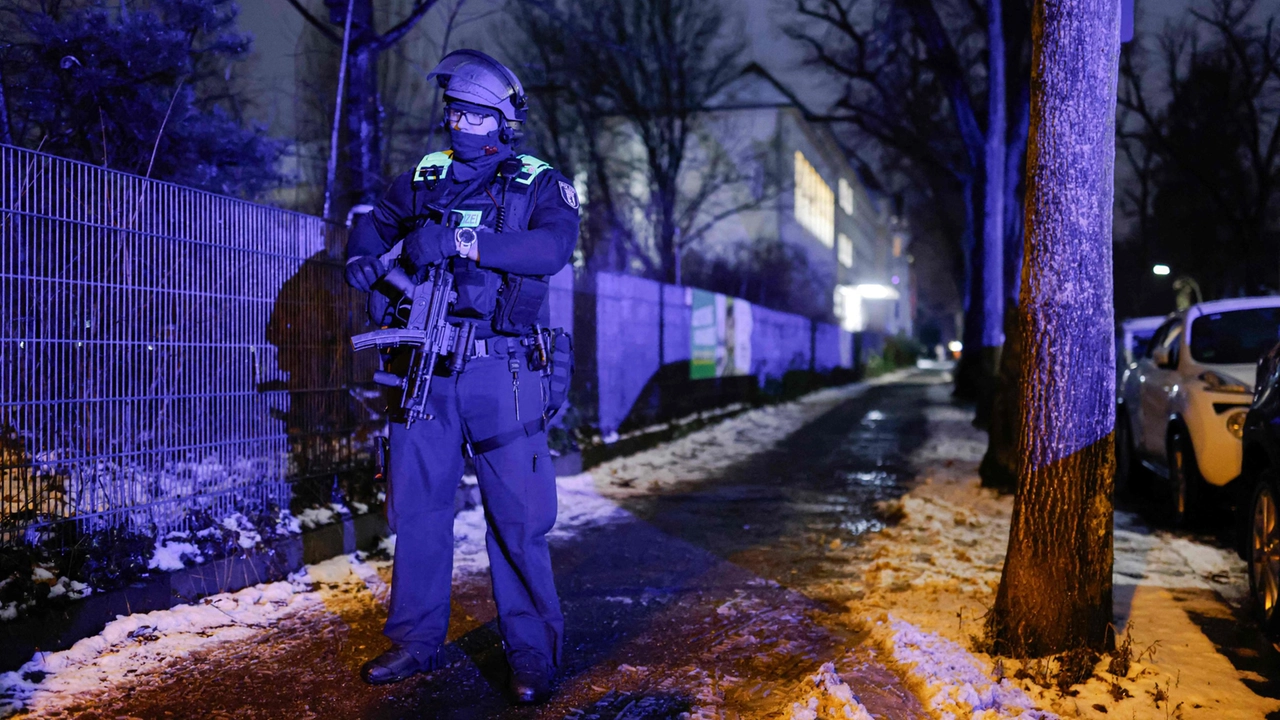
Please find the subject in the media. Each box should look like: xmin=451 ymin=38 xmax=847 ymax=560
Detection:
xmin=350 ymin=209 xmax=476 ymax=426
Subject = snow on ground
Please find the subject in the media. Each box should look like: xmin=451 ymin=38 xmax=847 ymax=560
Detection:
xmin=0 ymin=378 xmax=910 ymax=717
xmin=788 ymin=662 xmax=876 ymax=720
xmin=594 ymin=370 xmax=913 ymax=498
xmin=0 ymin=470 xmax=631 ymax=717
xmin=867 ymin=616 xmax=1049 ymax=719
xmin=837 ymin=393 xmax=1280 ymax=719
xmin=13 ymin=373 xmax=1259 ymax=720
xmin=2 ymin=560 xmax=334 ymax=716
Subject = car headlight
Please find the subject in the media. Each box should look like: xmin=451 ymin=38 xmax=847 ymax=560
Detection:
xmin=1227 ymin=410 xmax=1247 ymax=439
xmin=1200 ymin=370 xmax=1252 ymax=394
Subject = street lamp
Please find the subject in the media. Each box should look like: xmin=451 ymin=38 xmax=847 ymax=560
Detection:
xmin=1152 ymin=264 xmax=1171 ymax=276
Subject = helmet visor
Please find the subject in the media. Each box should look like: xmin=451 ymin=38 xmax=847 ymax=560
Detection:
xmin=427 ymin=50 xmax=526 ymax=121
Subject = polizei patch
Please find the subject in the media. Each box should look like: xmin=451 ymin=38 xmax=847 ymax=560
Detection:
xmin=558 ymin=180 xmax=579 ymax=210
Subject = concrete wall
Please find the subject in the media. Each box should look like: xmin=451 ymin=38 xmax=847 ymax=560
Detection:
xmin=594 ymin=273 xmax=664 ymax=435
xmin=589 ymin=272 xmax=851 ymax=435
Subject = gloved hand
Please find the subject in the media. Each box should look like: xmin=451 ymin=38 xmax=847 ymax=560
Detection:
xmin=345 ymin=256 xmax=385 ymax=293
xmin=404 ymin=224 xmax=456 ymax=270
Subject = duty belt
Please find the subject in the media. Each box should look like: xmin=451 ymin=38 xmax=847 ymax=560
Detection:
xmin=469 ymin=335 xmax=521 ymax=358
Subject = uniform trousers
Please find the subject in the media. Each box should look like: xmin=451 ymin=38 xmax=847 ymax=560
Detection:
xmin=383 ymin=348 xmax=563 ymax=668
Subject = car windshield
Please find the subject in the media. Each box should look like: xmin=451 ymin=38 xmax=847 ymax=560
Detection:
xmin=1189 ymin=307 xmax=1280 ymax=365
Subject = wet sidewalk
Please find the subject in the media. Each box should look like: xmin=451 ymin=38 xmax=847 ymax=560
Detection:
xmin=15 ymin=375 xmax=941 ymax=719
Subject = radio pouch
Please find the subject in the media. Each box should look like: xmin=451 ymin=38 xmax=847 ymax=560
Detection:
xmin=492 ymin=274 xmax=549 ymax=335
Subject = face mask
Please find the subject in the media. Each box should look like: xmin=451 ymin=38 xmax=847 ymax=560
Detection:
xmin=450 ymin=127 xmax=506 ymax=162
xmin=450 ymin=127 xmax=514 ymax=182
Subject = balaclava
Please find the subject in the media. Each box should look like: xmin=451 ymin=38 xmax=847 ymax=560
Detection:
xmin=447 ymin=100 xmax=515 ymax=182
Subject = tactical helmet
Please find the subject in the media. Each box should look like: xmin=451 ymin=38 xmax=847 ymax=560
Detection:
xmin=427 ymin=49 xmax=528 ymax=126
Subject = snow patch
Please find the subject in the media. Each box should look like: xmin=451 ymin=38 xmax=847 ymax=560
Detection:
xmin=872 ymin=615 xmax=1052 ymax=719
xmin=790 ymin=662 xmax=874 ymax=720
xmin=148 ymin=540 xmax=203 ymax=571
xmin=0 ymin=554 xmax=386 ymax=717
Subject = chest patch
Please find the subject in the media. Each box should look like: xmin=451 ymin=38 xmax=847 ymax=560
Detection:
xmin=451 ymin=209 xmax=484 ymax=228
xmin=558 ymin=180 xmax=579 ymax=210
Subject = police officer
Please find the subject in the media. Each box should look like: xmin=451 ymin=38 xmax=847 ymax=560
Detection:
xmin=343 ymin=49 xmax=578 ymax=704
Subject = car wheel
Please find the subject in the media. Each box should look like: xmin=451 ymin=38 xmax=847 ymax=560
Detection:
xmin=1166 ymin=429 xmax=1201 ymax=527
xmin=1115 ymin=409 xmax=1137 ymax=497
xmin=1250 ymin=473 xmax=1280 ymax=639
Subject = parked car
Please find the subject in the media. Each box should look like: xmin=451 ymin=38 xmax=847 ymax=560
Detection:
xmin=1117 ymin=315 xmax=1165 ymax=370
xmin=1117 ymin=298 xmax=1280 ymax=525
xmin=1238 ymin=340 xmax=1280 ymax=639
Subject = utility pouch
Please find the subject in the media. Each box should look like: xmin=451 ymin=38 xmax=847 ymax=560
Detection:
xmin=542 ymin=329 xmax=573 ymax=420
xmin=492 ymin=274 xmax=549 ymax=335
xmin=451 ymin=261 xmax=500 ymax=320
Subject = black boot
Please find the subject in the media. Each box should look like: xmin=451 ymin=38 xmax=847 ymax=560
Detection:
xmin=361 ymin=645 xmax=439 ymax=685
xmin=508 ymin=652 xmax=555 ymax=705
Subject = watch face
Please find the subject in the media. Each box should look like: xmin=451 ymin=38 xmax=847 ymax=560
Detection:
xmin=456 ymin=227 xmax=477 ymax=244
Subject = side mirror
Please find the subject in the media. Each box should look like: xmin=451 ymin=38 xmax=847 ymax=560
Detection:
xmin=1153 ymin=346 xmax=1173 ymax=369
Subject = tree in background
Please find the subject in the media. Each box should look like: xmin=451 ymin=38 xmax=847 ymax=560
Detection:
xmin=0 ymin=0 xmax=285 ymax=198
xmin=1117 ymin=0 xmax=1280 ymax=310
xmin=787 ymin=0 xmax=1033 ymax=406
xmin=514 ymin=0 xmax=773 ymax=285
xmin=286 ymin=0 xmax=442 ymax=210
xmin=987 ymin=0 xmax=1117 ymax=656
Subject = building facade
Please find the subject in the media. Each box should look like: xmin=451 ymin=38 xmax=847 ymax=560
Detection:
xmin=689 ymin=65 xmax=913 ymax=336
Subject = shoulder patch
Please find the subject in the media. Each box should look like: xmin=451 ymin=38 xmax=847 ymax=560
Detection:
xmin=515 ymin=153 xmax=552 ymax=186
xmin=413 ymin=150 xmax=453 ymax=183
xmin=557 ymin=180 xmax=580 ymax=210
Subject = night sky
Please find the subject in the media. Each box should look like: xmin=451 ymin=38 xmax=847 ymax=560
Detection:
xmin=235 ymin=0 xmax=1200 ymax=143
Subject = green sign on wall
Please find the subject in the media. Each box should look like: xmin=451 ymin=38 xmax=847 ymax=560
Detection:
xmin=690 ymin=289 xmax=718 ymax=379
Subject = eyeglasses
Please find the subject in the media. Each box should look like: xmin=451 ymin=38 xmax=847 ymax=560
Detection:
xmin=445 ymin=107 xmax=492 ymax=126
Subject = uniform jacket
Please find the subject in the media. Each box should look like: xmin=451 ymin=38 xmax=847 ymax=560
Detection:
xmin=347 ymin=150 xmax=580 ymax=337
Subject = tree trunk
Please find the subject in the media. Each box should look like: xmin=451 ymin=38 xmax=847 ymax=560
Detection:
xmin=980 ymin=85 xmax=1032 ymax=491
xmin=988 ymin=0 xmax=1118 ymax=657
xmin=344 ymin=37 xmax=383 ymax=206
xmin=901 ymin=0 xmax=992 ymax=404
xmin=983 ymin=1 xmax=1008 ymax=340
xmin=657 ymin=178 xmax=679 ymax=284
xmin=974 ymin=0 xmax=1008 ymax=427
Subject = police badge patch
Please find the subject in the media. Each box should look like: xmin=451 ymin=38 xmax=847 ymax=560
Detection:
xmin=558 ymin=180 xmax=580 ymax=210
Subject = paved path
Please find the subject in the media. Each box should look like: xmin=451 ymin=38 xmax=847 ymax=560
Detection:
xmin=27 ymin=376 xmax=944 ymax=719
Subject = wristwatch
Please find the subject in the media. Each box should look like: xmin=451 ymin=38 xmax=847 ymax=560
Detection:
xmin=454 ymin=227 xmax=477 ymax=257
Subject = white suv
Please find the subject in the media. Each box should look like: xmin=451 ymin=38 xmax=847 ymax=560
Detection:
xmin=1117 ymin=298 xmax=1280 ymax=525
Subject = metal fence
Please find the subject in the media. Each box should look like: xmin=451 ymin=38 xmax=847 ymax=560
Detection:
xmin=0 ymin=144 xmax=381 ymax=548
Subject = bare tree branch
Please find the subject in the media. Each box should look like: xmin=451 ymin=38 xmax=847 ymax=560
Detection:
xmin=285 ymin=0 xmax=340 ymax=43
xmin=373 ymin=0 xmax=441 ymax=53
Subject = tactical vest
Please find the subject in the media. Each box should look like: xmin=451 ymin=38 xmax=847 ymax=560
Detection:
xmin=410 ymin=150 xmax=552 ymax=233
xmin=406 ymin=150 xmax=556 ymax=337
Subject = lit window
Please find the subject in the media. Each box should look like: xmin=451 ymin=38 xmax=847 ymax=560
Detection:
xmin=892 ymin=234 xmax=903 ymax=258
xmin=838 ymin=233 xmax=853 ymax=268
xmin=838 ymin=178 xmax=854 ymax=215
xmin=794 ymin=151 xmax=834 ymax=247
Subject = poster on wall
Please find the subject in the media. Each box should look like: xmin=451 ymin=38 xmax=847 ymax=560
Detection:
xmin=690 ymin=289 xmax=753 ymax=380
xmin=690 ymin=289 xmax=718 ymax=379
